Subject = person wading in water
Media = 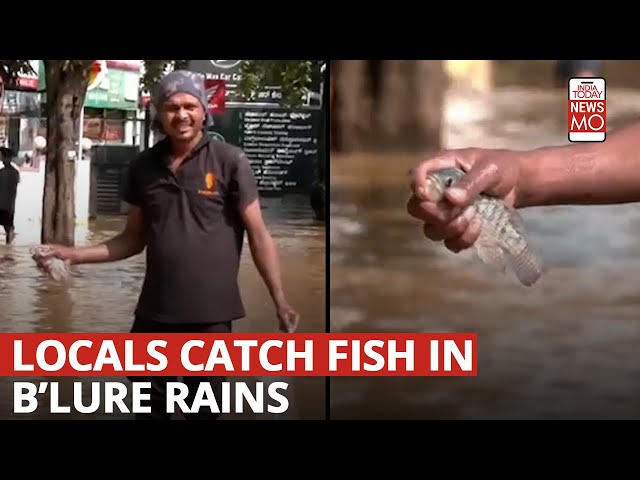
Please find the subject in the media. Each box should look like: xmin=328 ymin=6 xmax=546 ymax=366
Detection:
xmin=33 ymin=70 xmax=301 ymax=420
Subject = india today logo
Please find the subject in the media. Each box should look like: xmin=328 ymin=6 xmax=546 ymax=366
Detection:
xmin=568 ymin=77 xmax=606 ymax=142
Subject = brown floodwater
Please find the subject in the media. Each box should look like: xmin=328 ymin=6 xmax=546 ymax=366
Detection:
xmin=0 ymin=195 xmax=326 ymax=420
xmin=330 ymin=84 xmax=640 ymax=419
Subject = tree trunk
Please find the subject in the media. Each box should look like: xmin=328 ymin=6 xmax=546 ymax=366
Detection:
xmin=332 ymin=60 xmax=447 ymax=154
xmin=329 ymin=63 xmax=334 ymax=151
xmin=376 ymin=60 xmax=406 ymax=148
xmin=334 ymin=60 xmax=368 ymax=153
xmin=413 ymin=60 xmax=447 ymax=153
xmin=42 ymin=61 xmax=92 ymax=246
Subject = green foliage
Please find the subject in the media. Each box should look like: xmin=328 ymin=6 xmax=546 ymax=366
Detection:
xmin=236 ymin=60 xmax=323 ymax=107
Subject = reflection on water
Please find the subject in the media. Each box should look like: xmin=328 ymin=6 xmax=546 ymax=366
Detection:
xmin=330 ymin=86 xmax=640 ymax=419
xmin=0 ymin=195 xmax=326 ymax=420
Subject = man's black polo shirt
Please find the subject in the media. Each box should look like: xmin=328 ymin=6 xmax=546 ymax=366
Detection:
xmin=124 ymin=134 xmax=259 ymax=325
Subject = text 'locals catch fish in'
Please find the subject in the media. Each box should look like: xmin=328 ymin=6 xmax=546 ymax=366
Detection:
xmin=423 ymin=168 xmax=544 ymax=287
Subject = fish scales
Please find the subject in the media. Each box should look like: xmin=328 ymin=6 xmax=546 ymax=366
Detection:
xmin=421 ymin=167 xmax=544 ymax=286
xmin=475 ymin=196 xmax=527 ymax=257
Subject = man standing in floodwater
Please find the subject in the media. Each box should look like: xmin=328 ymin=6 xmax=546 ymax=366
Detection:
xmin=0 ymin=147 xmax=20 ymax=245
xmin=32 ymin=70 xmax=301 ymax=420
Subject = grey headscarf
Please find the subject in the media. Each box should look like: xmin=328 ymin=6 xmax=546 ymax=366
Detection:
xmin=152 ymin=69 xmax=212 ymax=131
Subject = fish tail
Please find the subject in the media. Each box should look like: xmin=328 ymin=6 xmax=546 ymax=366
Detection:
xmin=507 ymin=246 xmax=544 ymax=287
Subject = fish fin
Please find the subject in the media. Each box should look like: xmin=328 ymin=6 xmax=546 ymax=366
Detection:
xmin=503 ymin=204 xmax=545 ymax=286
xmin=506 ymin=245 xmax=544 ymax=287
xmin=474 ymin=230 xmax=507 ymax=274
xmin=504 ymin=204 xmax=528 ymax=236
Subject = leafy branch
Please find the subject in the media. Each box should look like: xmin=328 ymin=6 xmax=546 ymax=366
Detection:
xmin=235 ymin=60 xmax=323 ymax=107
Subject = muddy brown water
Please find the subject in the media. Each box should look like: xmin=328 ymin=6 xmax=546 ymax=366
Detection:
xmin=0 ymin=195 xmax=326 ymax=420
xmin=330 ymin=85 xmax=640 ymax=419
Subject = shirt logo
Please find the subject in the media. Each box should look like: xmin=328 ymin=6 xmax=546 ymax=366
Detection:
xmin=205 ymin=172 xmax=215 ymax=190
xmin=198 ymin=172 xmax=218 ymax=197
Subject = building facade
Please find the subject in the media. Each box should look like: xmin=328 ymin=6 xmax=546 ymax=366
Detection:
xmin=37 ymin=60 xmax=143 ymax=148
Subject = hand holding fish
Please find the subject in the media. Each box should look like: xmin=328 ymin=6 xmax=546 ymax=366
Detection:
xmin=406 ymin=148 xmax=544 ymax=287
xmin=31 ymin=245 xmax=73 ymax=282
xmin=407 ymin=148 xmax=521 ymax=249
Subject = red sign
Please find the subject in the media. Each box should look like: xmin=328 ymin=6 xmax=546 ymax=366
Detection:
xmin=0 ymin=332 xmax=477 ymax=377
xmin=140 ymin=92 xmax=151 ymax=107
xmin=205 ymin=79 xmax=226 ymax=114
xmin=15 ymin=77 xmax=39 ymax=90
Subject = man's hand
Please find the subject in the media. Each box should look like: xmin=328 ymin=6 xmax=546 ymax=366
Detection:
xmin=31 ymin=244 xmax=76 ymax=280
xmin=32 ymin=207 xmax=145 ymax=271
xmin=406 ymin=148 xmax=522 ymax=253
xmin=276 ymin=302 xmax=300 ymax=333
xmin=240 ymin=199 xmax=300 ymax=333
xmin=32 ymin=244 xmax=76 ymax=269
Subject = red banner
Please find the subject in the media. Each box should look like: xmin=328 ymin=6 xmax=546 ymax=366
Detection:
xmin=0 ymin=333 xmax=478 ymax=377
xmin=205 ymin=79 xmax=226 ymax=114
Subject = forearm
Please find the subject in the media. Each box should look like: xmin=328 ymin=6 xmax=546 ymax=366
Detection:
xmin=517 ymin=121 xmax=640 ymax=207
xmin=70 ymin=232 xmax=145 ymax=265
xmin=248 ymin=231 xmax=286 ymax=307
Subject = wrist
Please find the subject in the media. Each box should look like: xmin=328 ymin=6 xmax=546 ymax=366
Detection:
xmin=514 ymin=147 xmax=550 ymax=208
xmin=67 ymin=248 xmax=81 ymax=265
xmin=272 ymin=291 xmax=287 ymax=309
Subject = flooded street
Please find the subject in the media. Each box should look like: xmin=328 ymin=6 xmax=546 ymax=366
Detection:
xmin=0 ymin=195 xmax=326 ymax=420
xmin=330 ymin=84 xmax=640 ymax=419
